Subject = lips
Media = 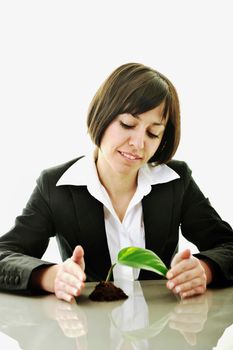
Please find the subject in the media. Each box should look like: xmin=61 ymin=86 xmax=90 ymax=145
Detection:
xmin=118 ymin=151 xmax=142 ymax=160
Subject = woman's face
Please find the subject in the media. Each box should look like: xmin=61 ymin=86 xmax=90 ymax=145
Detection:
xmin=97 ymin=103 xmax=166 ymax=178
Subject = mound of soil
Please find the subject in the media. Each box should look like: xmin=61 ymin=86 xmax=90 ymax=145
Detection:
xmin=89 ymin=281 xmax=128 ymax=301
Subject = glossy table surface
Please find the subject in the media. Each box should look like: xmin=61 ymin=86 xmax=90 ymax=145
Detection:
xmin=0 ymin=280 xmax=233 ymax=350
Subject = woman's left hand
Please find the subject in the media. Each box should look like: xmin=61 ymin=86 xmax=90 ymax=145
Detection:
xmin=166 ymin=249 xmax=212 ymax=299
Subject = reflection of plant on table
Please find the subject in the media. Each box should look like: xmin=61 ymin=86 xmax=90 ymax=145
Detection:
xmin=89 ymin=247 xmax=168 ymax=301
xmin=111 ymin=293 xmax=211 ymax=345
xmin=111 ymin=310 xmax=170 ymax=341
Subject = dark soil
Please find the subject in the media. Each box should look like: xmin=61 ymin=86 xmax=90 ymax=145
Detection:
xmin=89 ymin=281 xmax=128 ymax=301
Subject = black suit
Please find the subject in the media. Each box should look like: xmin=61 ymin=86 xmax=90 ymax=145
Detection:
xmin=0 ymin=157 xmax=233 ymax=292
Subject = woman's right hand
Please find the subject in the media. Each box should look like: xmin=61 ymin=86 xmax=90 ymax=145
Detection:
xmin=31 ymin=245 xmax=86 ymax=303
xmin=54 ymin=245 xmax=86 ymax=303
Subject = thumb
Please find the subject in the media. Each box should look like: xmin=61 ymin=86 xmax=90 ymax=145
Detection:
xmin=71 ymin=245 xmax=85 ymax=271
xmin=171 ymin=248 xmax=191 ymax=268
xmin=179 ymin=248 xmax=191 ymax=260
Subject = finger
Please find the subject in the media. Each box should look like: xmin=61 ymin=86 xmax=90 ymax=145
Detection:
xmin=168 ymin=279 xmax=206 ymax=296
xmin=167 ymin=256 xmax=199 ymax=281
xmin=171 ymin=249 xmax=191 ymax=268
xmin=168 ymin=265 xmax=201 ymax=286
xmin=57 ymin=270 xmax=85 ymax=290
xmin=176 ymin=277 xmax=206 ymax=294
xmin=55 ymin=290 xmax=75 ymax=303
xmin=55 ymin=280 xmax=81 ymax=298
xmin=180 ymin=286 xmax=206 ymax=299
xmin=167 ymin=265 xmax=206 ymax=292
xmin=63 ymin=259 xmax=86 ymax=282
xmin=71 ymin=245 xmax=85 ymax=272
xmin=167 ymin=249 xmax=191 ymax=279
xmin=166 ymin=262 xmax=198 ymax=291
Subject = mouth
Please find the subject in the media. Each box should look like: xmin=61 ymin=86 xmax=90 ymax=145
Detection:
xmin=118 ymin=151 xmax=143 ymax=161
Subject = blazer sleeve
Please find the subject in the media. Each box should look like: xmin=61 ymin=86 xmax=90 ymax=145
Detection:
xmin=179 ymin=163 xmax=233 ymax=286
xmin=0 ymin=170 xmax=56 ymax=293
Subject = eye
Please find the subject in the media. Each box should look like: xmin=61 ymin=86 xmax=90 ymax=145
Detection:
xmin=120 ymin=121 xmax=135 ymax=129
xmin=147 ymin=131 xmax=159 ymax=139
xmin=120 ymin=121 xmax=160 ymax=139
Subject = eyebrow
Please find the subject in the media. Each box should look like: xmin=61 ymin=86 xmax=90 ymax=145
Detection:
xmin=152 ymin=122 xmax=164 ymax=126
xmin=132 ymin=114 xmax=165 ymax=127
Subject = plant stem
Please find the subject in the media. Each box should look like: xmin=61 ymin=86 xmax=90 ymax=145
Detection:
xmin=105 ymin=263 xmax=117 ymax=282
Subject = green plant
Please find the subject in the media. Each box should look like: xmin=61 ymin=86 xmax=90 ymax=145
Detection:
xmin=106 ymin=246 xmax=168 ymax=282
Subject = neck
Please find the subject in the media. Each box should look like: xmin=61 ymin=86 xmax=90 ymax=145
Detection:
xmin=96 ymin=156 xmax=137 ymax=199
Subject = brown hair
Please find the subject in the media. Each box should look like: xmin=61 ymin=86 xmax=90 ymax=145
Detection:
xmin=87 ymin=63 xmax=180 ymax=164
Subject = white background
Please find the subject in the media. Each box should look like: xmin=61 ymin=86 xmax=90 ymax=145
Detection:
xmin=0 ymin=1 xmax=233 ymax=349
xmin=0 ymin=0 xmax=233 ymax=263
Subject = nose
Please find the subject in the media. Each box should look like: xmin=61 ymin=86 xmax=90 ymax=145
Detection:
xmin=128 ymin=129 xmax=145 ymax=150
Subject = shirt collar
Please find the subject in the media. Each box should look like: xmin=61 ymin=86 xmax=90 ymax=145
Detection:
xmin=56 ymin=151 xmax=180 ymax=188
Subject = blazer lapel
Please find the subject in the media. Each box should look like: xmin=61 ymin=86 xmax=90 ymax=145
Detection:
xmin=142 ymin=182 xmax=174 ymax=256
xmin=70 ymin=186 xmax=111 ymax=281
xmin=140 ymin=182 xmax=175 ymax=279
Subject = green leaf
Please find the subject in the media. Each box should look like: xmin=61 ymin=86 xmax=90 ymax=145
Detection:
xmin=117 ymin=247 xmax=168 ymax=277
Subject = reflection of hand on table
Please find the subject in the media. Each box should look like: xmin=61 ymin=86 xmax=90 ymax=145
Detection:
xmin=41 ymin=295 xmax=88 ymax=349
xmin=110 ymin=282 xmax=213 ymax=348
xmin=54 ymin=299 xmax=87 ymax=338
xmin=168 ymin=292 xmax=211 ymax=346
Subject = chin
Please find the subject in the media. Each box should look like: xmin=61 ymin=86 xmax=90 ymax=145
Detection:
xmin=112 ymin=163 xmax=139 ymax=176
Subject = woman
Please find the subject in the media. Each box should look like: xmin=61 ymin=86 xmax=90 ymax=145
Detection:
xmin=0 ymin=63 xmax=233 ymax=303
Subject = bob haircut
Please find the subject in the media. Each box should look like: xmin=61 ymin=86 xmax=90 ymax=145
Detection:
xmin=87 ymin=63 xmax=180 ymax=164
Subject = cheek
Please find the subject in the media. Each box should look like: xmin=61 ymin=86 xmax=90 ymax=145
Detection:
xmin=105 ymin=125 xmax=126 ymax=145
xmin=146 ymin=140 xmax=161 ymax=156
xmin=100 ymin=125 xmax=122 ymax=151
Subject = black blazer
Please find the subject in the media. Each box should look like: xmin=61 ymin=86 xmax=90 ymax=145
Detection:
xmin=0 ymin=157 xmax=233 ymax=292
